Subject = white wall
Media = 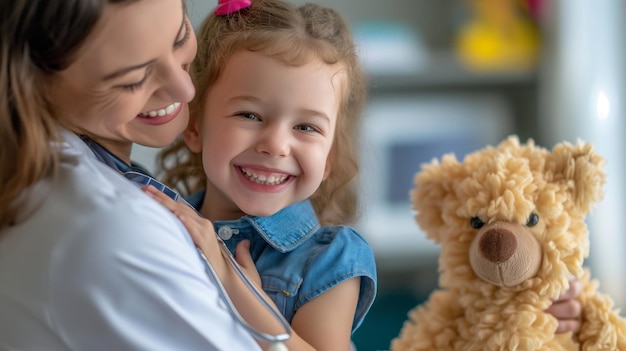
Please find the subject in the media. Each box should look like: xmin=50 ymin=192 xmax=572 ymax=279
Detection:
xmin=539 ymin=0 xmax=626 ymax=309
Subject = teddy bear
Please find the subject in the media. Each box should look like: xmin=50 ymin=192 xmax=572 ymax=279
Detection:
xmin=390 ymin=136 xmax=626 ymax=350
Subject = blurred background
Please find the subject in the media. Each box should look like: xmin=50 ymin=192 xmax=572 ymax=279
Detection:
xmin=132 ymin=1 xmax=626 ymax=350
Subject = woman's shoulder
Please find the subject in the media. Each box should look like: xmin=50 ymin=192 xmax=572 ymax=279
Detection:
xmin=13 ymin=131 xmax=194 ymax=258
xmin=54 ymin=153 xmax=193 ymax=253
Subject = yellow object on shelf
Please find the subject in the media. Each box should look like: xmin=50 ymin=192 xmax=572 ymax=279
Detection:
xmin=454 ymin=0 xmax=540 ymax=72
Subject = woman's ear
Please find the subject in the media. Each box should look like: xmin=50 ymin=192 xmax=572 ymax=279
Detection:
xmin=183 ymin=117 xmax=202 ymax=153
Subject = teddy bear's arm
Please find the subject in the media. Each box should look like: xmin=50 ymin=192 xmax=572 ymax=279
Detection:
xmin=576 ymin=269 xmax=626 ymax=350
xmin=390 ymin=290 xmax=465 ymax=351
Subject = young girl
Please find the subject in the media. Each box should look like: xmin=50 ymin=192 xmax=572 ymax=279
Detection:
xmin=153 ymin=0 xmax=377 ymax=350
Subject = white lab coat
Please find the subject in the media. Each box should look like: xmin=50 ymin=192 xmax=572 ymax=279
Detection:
xmin=0 ymin=130 xmax=261 ymax=351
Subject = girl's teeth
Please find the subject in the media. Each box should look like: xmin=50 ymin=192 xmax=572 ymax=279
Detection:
xmin=241 ymin=168 xmax=288 ymax=185
xmin=140 ymin=102 xmax=180 ymax=117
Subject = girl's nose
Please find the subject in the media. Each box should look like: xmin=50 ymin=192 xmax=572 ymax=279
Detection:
xmin=255 ymin=129 xmax=290 ymax=157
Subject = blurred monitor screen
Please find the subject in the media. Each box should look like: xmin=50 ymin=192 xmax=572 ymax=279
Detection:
xmin=356 ymin=93 xmax=514 ymax=261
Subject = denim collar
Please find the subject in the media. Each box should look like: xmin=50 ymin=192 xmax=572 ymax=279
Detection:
xmin=187 ymin=191 xmax=320 ymax=253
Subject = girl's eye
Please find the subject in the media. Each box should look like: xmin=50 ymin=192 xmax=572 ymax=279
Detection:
xmin=295 ymin=124 xmax=313 ymax=132
xmin=238 ymin=112 xmax=260 ymax=121
xmin=294 ymin=124 xmax=317 ymax=133
xmin=174 ymin=19 xmax=191 ymax=49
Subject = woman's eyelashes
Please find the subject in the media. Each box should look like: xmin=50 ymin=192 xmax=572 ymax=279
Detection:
xmin=118 ymin=65 xmax=155 ymax=93
xmin=174 ymin=19 xmax=191 ymax=49
xmin=119 ymin=19 xmax=190 ymax=93
xmin=117 ymin=17 xmax=190 ymax=93
xmin=120 ymin=77 xmax=147 ymax=92
xmin=119 ymin=70 xmax=150 ymax=92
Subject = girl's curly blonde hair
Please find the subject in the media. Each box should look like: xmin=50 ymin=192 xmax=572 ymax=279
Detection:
xmin=158 ymin=0 xmax=367 ymax=225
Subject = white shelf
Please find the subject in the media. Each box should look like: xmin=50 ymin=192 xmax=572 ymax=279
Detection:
xmin=367 ymin=51 xmax=536 ymax=91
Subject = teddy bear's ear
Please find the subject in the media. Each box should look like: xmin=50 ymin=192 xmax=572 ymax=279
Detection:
xmin=411 ymin=154 xmax=464 ymax=243
xmin=498 ymin=134 xmax=522 ymax=150
xmin=548 ymin=140 xmax=606 ymax=214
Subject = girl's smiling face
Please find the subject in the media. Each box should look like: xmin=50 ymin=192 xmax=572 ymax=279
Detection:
xmin=49 ymin=0 xmax=197 ymax=162
xmin=185 ymin=50 xmax=346 ymax=220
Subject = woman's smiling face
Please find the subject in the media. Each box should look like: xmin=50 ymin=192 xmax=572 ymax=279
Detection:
xmin=49 ymin=0 xmax=197 ymax=162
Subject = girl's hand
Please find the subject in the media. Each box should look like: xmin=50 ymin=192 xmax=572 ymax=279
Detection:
xmin=235 ymin=240 xmax=262 ymax=288
xmin=544 ymin=277 xmax=583 ymax=334
xmin=141 ymin=185 xmax=225 ymax=274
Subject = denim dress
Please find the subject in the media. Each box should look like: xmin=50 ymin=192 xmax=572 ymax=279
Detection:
xmin=188 ymin=192 xmax=378 ymax=332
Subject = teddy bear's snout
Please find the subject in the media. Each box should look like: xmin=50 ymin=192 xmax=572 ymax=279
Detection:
xmin=469 ymin=221 xmax=543 ymax=287
xmin=479 ymin=228 xmax=517 ymax=263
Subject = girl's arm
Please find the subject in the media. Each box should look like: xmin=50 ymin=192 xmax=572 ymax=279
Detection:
xmin=291 ymin=277 xmax=361 ymax=351
xmin=234 ymin=238 xmax=361 ymax=351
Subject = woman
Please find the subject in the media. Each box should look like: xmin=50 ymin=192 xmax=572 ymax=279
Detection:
xmin=0 ymin=1 xmax=284 ymax=349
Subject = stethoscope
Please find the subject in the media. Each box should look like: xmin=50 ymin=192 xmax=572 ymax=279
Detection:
xmin=82 ymin=137 xmax=291 ymax=351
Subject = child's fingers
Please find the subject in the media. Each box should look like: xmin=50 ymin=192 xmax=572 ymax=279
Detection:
xmin=235 ymin=240 xmax=262 ymax=287
xmin=142 ymin=185 xmax=202 ymax=228
xmin=235 ymin=240 xmax=254 ymax=269
xmin=142 ymin=184 xmax=174 ymax=202
xmin=142 ymin=185 xmax=192 ymax=216
xmin=141 ymin=185 xmax=218 ymax=249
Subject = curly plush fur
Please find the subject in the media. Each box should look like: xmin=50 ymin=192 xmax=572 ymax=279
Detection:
xmin=390 ymin=136 xmax=626 ymax=351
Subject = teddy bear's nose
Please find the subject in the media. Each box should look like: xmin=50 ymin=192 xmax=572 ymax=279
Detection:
xmin=479 ymin=228 xmax=517 ymax=263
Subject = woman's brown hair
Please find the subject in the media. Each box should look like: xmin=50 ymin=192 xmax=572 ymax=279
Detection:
xmin=0 ymin=0 xmax=136 ymax=229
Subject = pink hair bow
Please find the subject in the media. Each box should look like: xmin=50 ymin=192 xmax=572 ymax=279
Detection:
xmin=215 ymin=0 xmax=252 ymax=15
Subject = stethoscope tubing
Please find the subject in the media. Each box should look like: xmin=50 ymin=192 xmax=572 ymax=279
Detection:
xmin=197 ymin=246 xmax=292 ymax=344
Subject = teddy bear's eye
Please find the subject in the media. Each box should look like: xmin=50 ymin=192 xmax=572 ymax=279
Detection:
xmin=526 ymin=212 xmax=539 ymax=227
xmin=470 ymin=217 xmax=484 ymax=229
